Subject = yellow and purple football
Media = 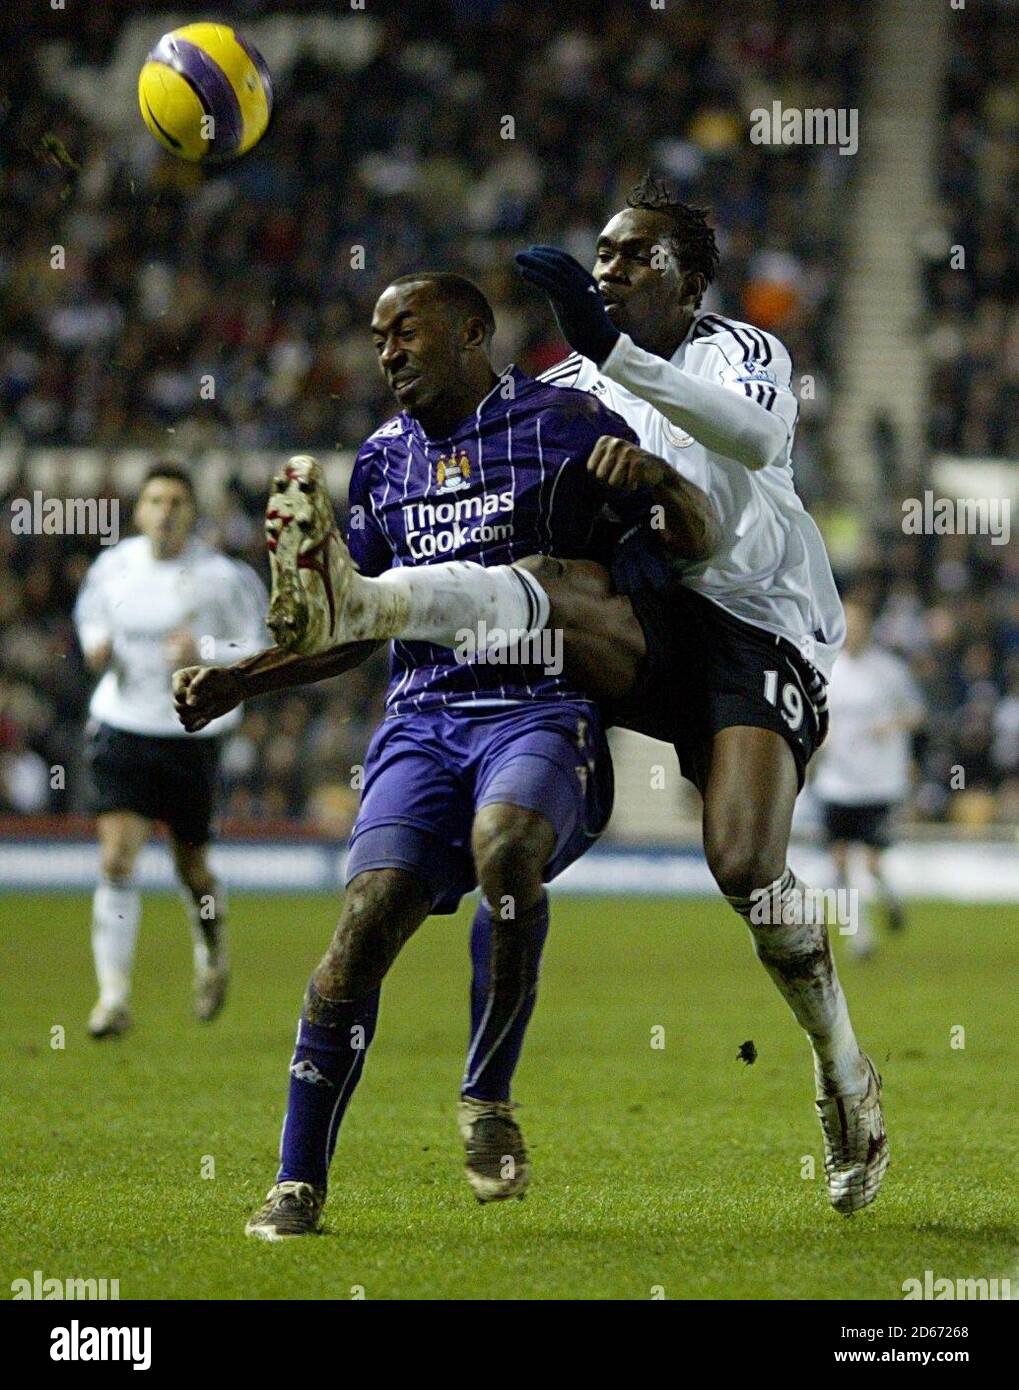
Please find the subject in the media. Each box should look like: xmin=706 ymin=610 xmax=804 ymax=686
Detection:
xmin=138 ymin=22 xmax=273 ymax=163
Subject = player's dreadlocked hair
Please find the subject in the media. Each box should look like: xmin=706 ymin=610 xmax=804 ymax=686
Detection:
xmin=625 ymin=173 xmax=720 ymax=304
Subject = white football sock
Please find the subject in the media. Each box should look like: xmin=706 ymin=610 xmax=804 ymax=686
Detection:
xmin=91 ymin=878 xmax=141 ymax=1008
xmin=346 ymin=560 xmax=550 ymax=649
xmin=727 ymin=868 xmax=868 ymax=1099
xmin=846 ymin=848 xmax=876 ymax=955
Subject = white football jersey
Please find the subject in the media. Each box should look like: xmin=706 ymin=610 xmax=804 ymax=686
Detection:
xmin=813 ymin=646 xmax=923 ymax=805
xmin=74 ymin=535 xmax=268 ymax=738
xmin=541 ymin=312 xmax=845 ymax=678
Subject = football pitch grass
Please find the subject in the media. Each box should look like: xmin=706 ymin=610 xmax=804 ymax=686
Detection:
xmin=4 ymin=892 xmax=1016 ymax=1301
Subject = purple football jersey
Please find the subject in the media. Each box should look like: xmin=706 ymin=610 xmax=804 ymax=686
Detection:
xmin=347 ymin=366 xmax=638 ymax=715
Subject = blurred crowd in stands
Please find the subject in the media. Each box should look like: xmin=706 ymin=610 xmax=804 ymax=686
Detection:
xmin=2 ymin=0 xmax=860 ymax=494
xmin=1 ymin=1 xmax=1016 ymax=830
xmin=841 ymin=529 xmax=1019 ymax=829
xmin=923 ymin=0 xmax=1018 ymax=457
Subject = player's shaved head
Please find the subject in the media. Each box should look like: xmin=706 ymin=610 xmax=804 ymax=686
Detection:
xmin=371 ymin=274 xmax=498 ymax=437
xmin=387 ymin=272 xmax=495 ymax=343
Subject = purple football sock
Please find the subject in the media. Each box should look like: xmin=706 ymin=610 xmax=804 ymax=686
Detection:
xmin=277 ymin=983 xmax=380 ymax=1189
xmin=462 ymin=894 xmax=549 ymax=1102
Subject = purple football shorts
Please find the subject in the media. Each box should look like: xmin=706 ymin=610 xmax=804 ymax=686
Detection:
xmin=344 ymin=700 xmax=613 ymax=913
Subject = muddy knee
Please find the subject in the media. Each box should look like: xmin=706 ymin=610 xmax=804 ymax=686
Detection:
xmin=313 ymin=869 xmax=427 ymax=1002
xmin=472 ymin=804 xmax=554 ymax=912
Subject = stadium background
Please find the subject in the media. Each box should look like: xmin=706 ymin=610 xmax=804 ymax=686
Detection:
xmin=1 ymin=0 xmax=1016 ymax=882
xmin=4 ymin=0 xmax=1019 ymax=1309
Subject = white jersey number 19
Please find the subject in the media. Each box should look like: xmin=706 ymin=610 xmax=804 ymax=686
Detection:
xmin=763 ymin=669 xmax=804 ymax=730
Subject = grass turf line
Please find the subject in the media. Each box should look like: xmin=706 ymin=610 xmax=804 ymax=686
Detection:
xmin=3 ymin=893 xmax=1016 ymax=1300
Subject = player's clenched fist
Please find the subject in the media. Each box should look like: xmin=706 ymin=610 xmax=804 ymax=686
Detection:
xmin=172 ymin=665 xmax=245 ymax=732
xmin=587 ymin=436 xmax=668 ymax=493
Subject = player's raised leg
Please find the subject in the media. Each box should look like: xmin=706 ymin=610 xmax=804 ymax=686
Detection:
xmin=700 ymin=725 xmax=888 ymax=1214
xmin=263 ymin=458 xmax=647 ymax=708
xmin=169 ymin=834 xmax=229 ymax=1022
xmin=512 ymin=555 xmax=649 ymax=709
xmin=264 ymin=454 xmax=550 ymax=657
xmin=88 ymin=811 xmax=150 ymax=1038
xmin=246 ymin=868 xmax=430 ymax=1241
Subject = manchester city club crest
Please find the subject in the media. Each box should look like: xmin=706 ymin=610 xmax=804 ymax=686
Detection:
xmin=435 ymin=450 xmax=471 ymax=493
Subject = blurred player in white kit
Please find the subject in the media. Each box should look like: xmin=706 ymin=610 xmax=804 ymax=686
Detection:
xmin=73 ymin=463 xmax=267 ymax=1037
xmin=813 ymin=597 xmax=924 ymax=957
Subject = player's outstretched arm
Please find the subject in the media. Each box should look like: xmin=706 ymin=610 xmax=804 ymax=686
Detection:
xmin=599 ymin=336 xmax=788 ymax=471
xmin=514 ymin=246 xmax=787 ymax=472
xmin=588 ymin=436 xmax=720 ymax=562
xmin=172 ymin=640 xmax=379 ymax=732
